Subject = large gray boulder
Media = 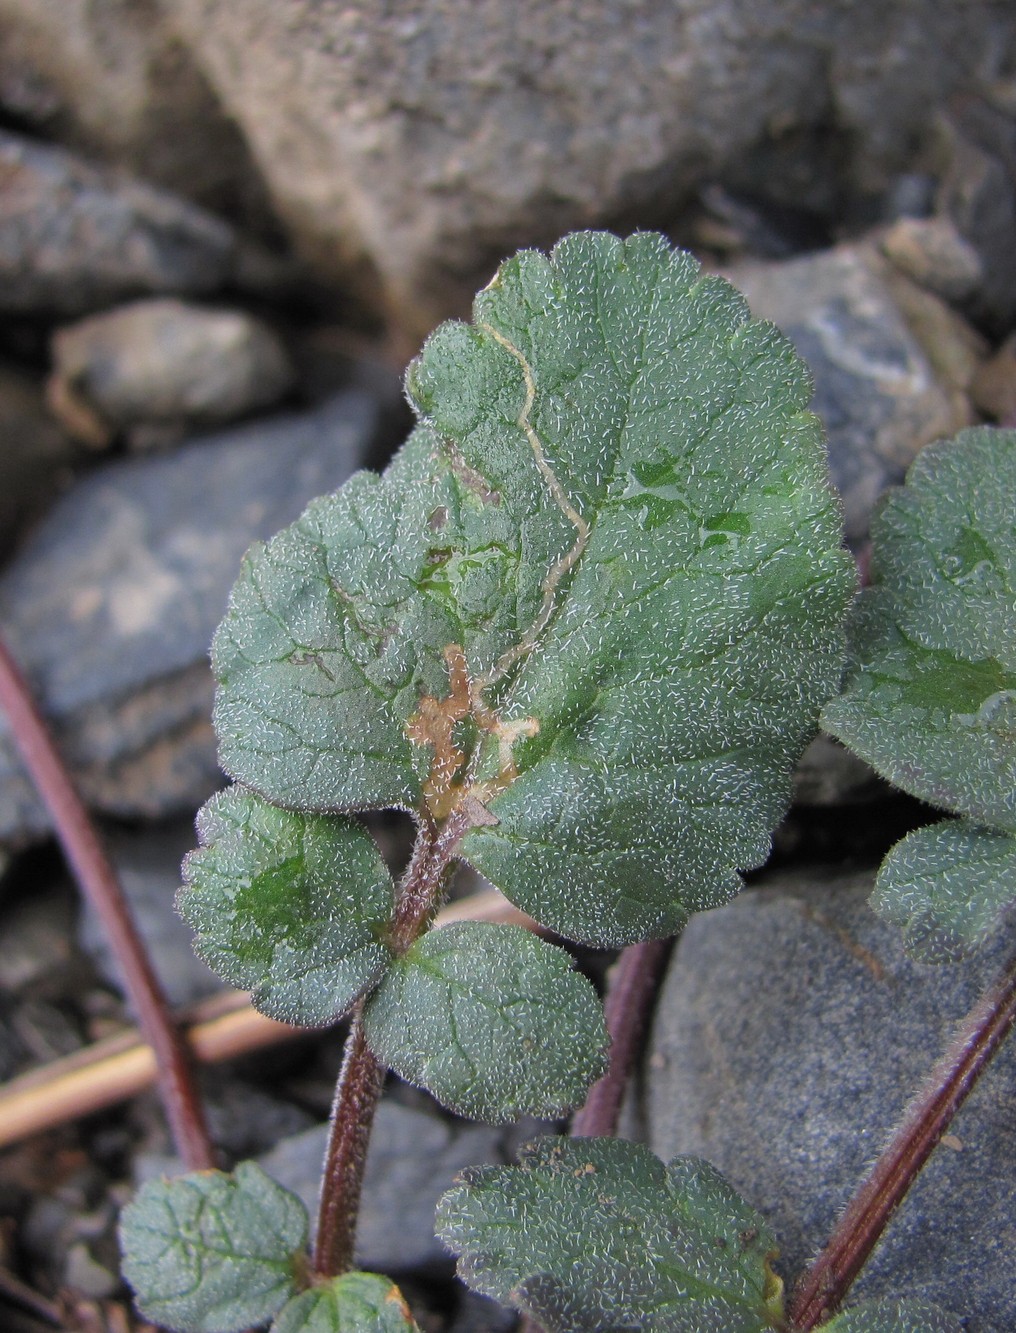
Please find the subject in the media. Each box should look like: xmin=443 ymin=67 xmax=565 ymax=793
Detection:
xmin=645 ymin=866 xmax=1016 ymax=1331
xmin=163 ymin=0 xmax=1016 ymax=331
xmin=0 ymin=393 xmax=376 ymax=846
xmin=0 ymin=131 xmax=237 ymax=317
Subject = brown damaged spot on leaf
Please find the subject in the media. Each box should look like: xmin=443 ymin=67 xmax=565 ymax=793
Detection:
xmin=444 ymin=439 xmax=501 ymax=506
xmin=384 ymin=1281 xmax=415 ymax=1322
xmin=406 ymin=644 xmax=472 ymax=816
xmin=406 ymin=643 xmax=537 ymax=821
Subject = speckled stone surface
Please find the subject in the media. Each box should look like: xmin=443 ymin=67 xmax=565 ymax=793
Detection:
xmin=0 ymin=392 xmax=376 ymax=844
xmin=646 ymin=864 xmax=1016 ymax=1332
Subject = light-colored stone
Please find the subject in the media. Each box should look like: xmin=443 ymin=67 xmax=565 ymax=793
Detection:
xmin=792 ymin=734 xmax=885 ymax=807
xmin=259 ymin=1101 xmax=506 ymax=1272
xmin=49 ymin=299 xmax=294 ymax=448
xmin=881 ymin=216 xmax=983 ymax=302
xmin=971 ymin=333 xmax=1016 ymax=425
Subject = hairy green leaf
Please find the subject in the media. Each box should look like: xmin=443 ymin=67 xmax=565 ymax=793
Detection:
xmin=213 ymin=231 xmax=853 ymax=946
xmin=271 ymin=1272 xmax=420 ymax=1333
xmin=119 ymin=1161 xmax=307 ymax=1333
xmin=180 ymin=788 xmax=395 ymax=1026
xmin=436 ymin=1136 xmax=783 ymax=1332
xmin=823 ymin=427 xmax=1016 ymax=834
xmin=871 ymin=818 xmax=1016 ymax=962
xmin=362 ymin=922 xmax=607 ymax=1122
xmin=819 ymin=1297 xmax=961 ymax=1332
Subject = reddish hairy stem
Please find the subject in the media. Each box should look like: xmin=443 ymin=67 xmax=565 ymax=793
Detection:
xmin=571 ymin=937 xmax=674 ymax=1138
xmin=790 ymin=946 xmax=1016 ymax=1331
xmin=0 ymin=635 xmax=214 ymax=1170
xmin=388 ymin=806 xmax=475 ymax=954
xmin=313 ymin=804 xmax=470 ymax=1277
xmin=313 ymin=1008 xmax=385 ymax=1278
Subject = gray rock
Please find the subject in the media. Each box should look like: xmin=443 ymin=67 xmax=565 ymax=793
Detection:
xmin=48 ymin=298 xmax=294 ymax=448
xmin=0 ymin=392 xmax=376 ymax=845
xmin=63 ymin=1242 xmax=118 ymax=1300
xmin=792 ymin=735 xmax=886 ymax=808
xmin=722 ymin=243 xmax=974 ymax=543
xmin=0 ymin=878 xmax=76 ymax=992
xmin=646 ymin=865 xmax=1016 ymax=1331
xmin=0 ymin=360 xmax=77 ymax=557
xmin=0 ymin=130 xmax=235 ymax=317
xmin=259 ymin=1101 xmax=505 ymax=1273
xmin=934 ymin=102 xmax=1016 ymax=335
xmin=78 ymin=821 xmax=223 ymax=1009
xmin=163 ymin=0 xmax=1016 ymax=332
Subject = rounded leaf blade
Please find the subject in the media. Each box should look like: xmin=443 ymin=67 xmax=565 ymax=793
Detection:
xmin=213 ymin=231 xmax=854 ymax=945
xmin=270 ymin=1272 xmax=420 ymax=1332
xmin=872 ymin=818 xmax=1016 ymax=962
xmin=119 ymin=1161 xmax=307 ymax=1333
xmin=823 ymin=427 xmax=1016 ymax=834
xmin=180 ymin=788 xmax=395 ymax=1026
xmin=436 ymin=1136 xmax=782 ymax=1332
xmin=362 ymin=922 xmax=608 ymax=1122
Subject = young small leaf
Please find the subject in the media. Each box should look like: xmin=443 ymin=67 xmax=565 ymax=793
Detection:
xmin=819 ymin=1296 xmax=961 ymax=1331
xmin=180 ymin=788 xmax=395 ymax=1026
xmin=823 ymin=427 xmax=1015 ymax=834
xmin=872 ymin=818 xmax=1016 ymax=962
xmin=436 ymin=1136 xmax=783 ymax=1332
xmin=362 ymin=922 xmax=608 ymax=1122
xmin=271 ymin=1272 xmax=420 ymax=1332
xmin=119 ymin=1161 xmax=307 ymax=1333
xmin=212 ymin=231 xmax=854 ymax=947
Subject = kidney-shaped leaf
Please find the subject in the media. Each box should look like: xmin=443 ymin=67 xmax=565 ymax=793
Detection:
xmin=871 ymin=818 xmax=1016 ymax=962
xmin=120 ymin=1161 xmax=307 ymax=1333
xmin=362 ymin=922 xmax=607 ymax=1123
xmin=213 ymin=231 xmax=853 ymax=946
xmin=436 ymin=1136 xmax=783 ymax=1332
xmin=819 ymin=1297 xmax=961 ymax=1332
xmin=271 ymin=1272 xmax=420 ymax=1333
xmin=823 ymin=427 xmax=1016 ymax=834
xmin=180 ymin=788 xmax=395 ymax=1026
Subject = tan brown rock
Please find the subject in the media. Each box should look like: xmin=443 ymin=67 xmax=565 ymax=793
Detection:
xmin=970 ymin=333 xmax=1016 ymax=424
xmin=161 ymin=0 xmax=1016 ymax=335
xmin=48 ymin=299 xmax=294 ymax=449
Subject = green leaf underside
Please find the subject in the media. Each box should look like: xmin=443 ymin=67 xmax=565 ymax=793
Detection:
xmin=271 ymin=1272 xmax=420 ymax=1332
xmin=180 ymin=788 xmax=395 ymax=1026
xmin=119 ymin=1161 xmax=307 ymax=1333
xmin=823 ymin=428 xmax=1016 ymax=835
xmin=362 ymin=922 xmax=607 ymax=1122
xmin=819 ymin=1297 xmax=961 ymax=1332
xmin=872 ymin=818 xmax=1016 ymax=962
xmin=213 ymin=231 xmax=853 ymax=946
xmin=436 ymin=1137 xmax=782 ymax=1332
